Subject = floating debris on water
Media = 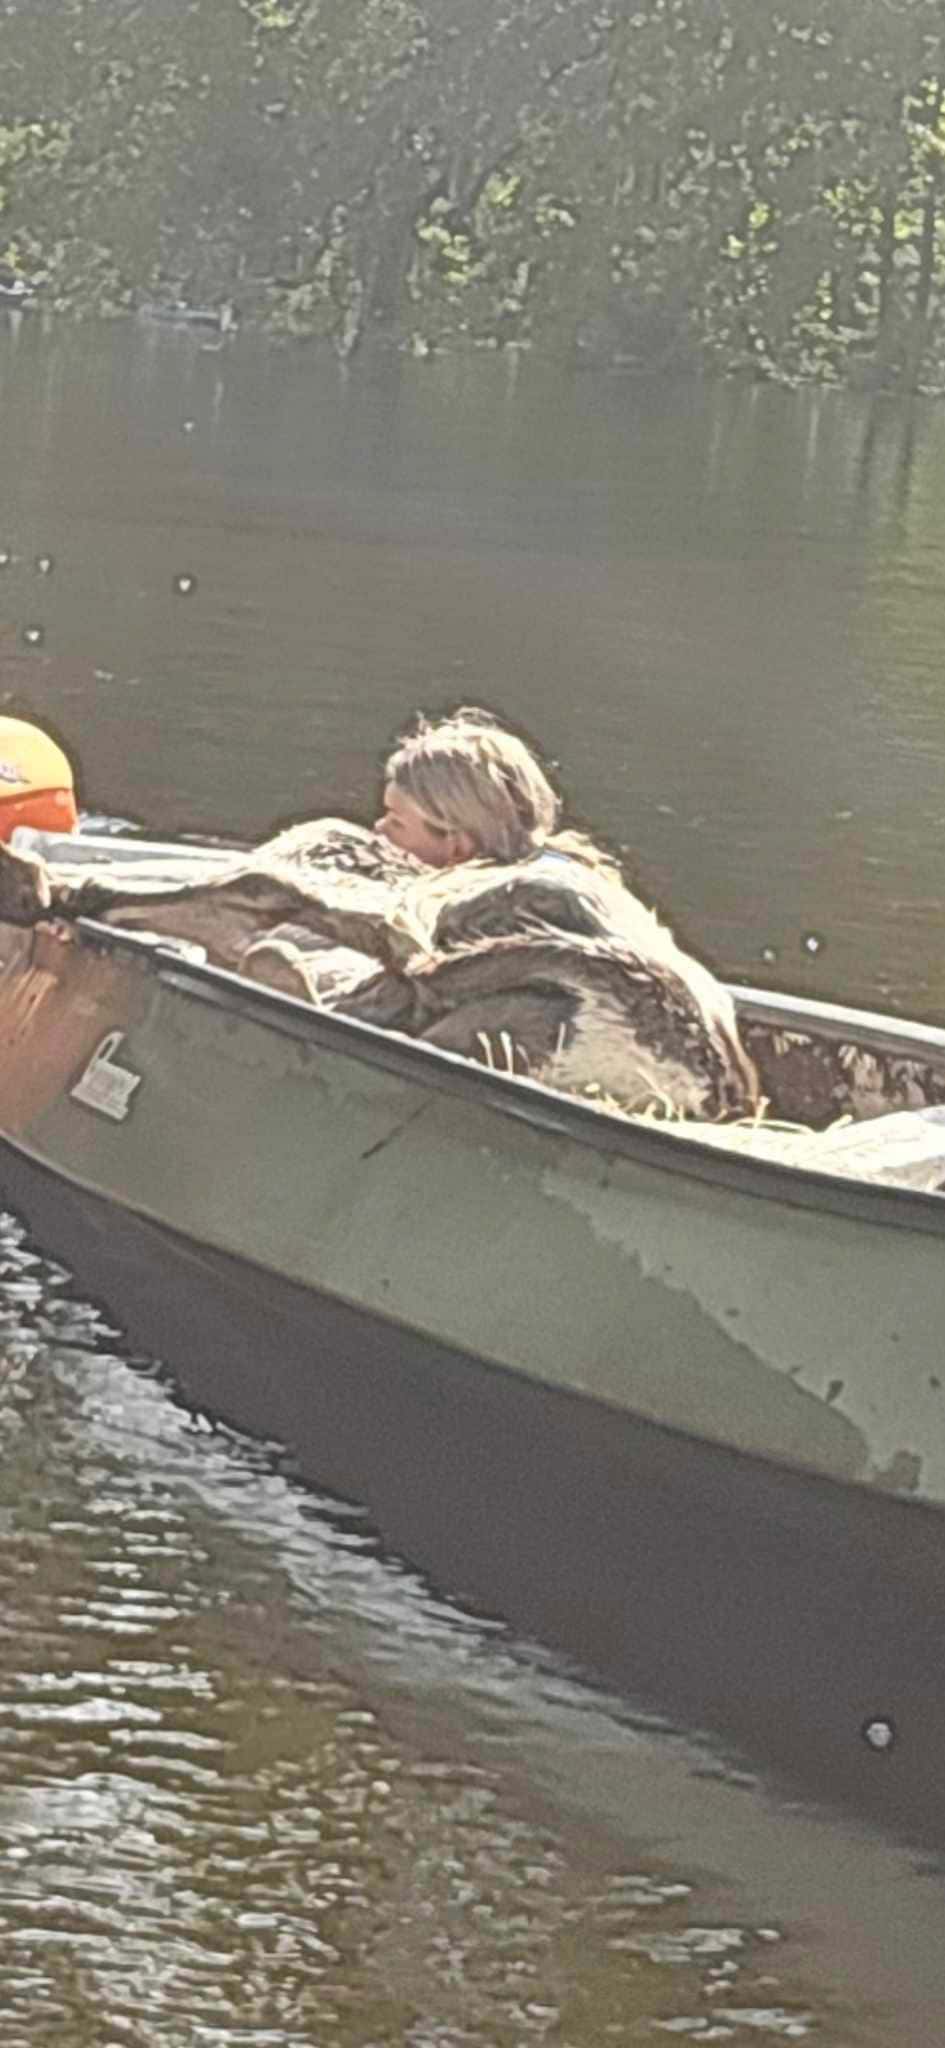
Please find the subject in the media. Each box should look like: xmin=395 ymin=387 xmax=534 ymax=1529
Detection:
xmin=34 ymin=553 xmax=54 ymax=575
xmin=761 ymin=946 xmax=778 ymax=964
xmin=801 ymin=932 xmax=824 ymax=956
xmin=862 ymin=1715 xmax=897 ymax=1753
xmin=173 ymin=572 xmax=197 ymax=596
xmin=0 ymin=548 xmax=11 ymax=569
xmin=21 ymin=623 xmax=44 ymax=648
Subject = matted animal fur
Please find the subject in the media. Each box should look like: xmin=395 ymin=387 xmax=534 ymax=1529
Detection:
xmin=0 ymin=821 xmax=759 ymax=1119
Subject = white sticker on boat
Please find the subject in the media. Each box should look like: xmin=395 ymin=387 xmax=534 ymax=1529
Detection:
xmin=71 ymin=1032 xmax=142 ymax=1122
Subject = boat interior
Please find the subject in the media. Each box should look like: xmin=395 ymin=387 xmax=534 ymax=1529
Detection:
xmin=11 ymin=826 xmax=945 ymax=1197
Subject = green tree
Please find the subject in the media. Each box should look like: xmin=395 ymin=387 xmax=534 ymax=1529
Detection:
xmin=5 ymin=0 xmax=945 ymax=389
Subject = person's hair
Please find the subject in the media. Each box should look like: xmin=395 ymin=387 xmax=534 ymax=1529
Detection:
xmin=384 ymin=707 xmax=563 ymax=862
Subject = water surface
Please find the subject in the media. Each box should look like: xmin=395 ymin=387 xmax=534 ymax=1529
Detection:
xmin=1 ymin=320 xmax=944 ymax=1015
xmin=1 ymin=1215 xmax=939 ymax=2047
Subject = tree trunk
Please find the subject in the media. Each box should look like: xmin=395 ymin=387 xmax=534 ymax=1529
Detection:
xmin=874 ymin=187 xmax=899 ymax=370
xmin=902 ymin=79 xmax=945 ymax=389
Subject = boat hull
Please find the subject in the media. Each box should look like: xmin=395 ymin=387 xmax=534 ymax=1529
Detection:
xmin=5 ymin=918 xmax=945 ymax=1835
xmin=1 ymin=920 xmax=945 ymax=1503
xmin=3 ymin=1127 xmax=945 ymax=1845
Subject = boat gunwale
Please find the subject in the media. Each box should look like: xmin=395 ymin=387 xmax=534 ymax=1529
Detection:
xmin=50 ymin=915 xmax=945 ymax=1240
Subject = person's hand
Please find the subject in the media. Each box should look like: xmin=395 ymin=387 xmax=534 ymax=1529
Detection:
xmin=0 ymin=840 xmax=53 ymax=924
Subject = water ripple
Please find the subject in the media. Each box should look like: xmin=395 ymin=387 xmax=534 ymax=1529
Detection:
xmin=0 ymin=1210 xmax=887 ymax=2044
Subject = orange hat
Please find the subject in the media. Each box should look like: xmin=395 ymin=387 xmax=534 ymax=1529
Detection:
xmin=0 ymin=717 xmax=78 ymax=841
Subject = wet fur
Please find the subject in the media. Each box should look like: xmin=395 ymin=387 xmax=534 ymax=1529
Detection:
xmin=0 ymin=822 xmax=759 ymax=1118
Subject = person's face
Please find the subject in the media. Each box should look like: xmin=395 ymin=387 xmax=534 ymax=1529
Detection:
xmin=374 ymin=783 xmax=474 ymax=867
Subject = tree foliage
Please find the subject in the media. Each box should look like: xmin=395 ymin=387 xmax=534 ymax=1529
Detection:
xmin=4 ymin=0 xmax=945 ymax=388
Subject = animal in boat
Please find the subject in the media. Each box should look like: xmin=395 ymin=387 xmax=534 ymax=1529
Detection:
xmin=0 ymin=821 xmax=759 ymax=1119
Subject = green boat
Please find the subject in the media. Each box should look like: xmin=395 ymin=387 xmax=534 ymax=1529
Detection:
xmin=2 ymin=837 xmax=945 ymax=1840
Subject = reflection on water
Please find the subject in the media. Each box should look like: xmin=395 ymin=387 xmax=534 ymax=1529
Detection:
xmin=0 ymin=1211 xmax=943 ymax=2045
xmin=0 ymin=1214 xmax=844 ymax=2047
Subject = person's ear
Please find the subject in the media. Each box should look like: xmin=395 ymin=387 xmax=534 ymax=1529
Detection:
xmin=448 ymin=828 xmax=478 ymax=863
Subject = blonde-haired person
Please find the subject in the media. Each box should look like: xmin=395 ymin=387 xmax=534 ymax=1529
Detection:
xmin=369 ymin=704 xmax=758 ymax=1117
xmin=375 ymin=706 xmax=610 ymax=873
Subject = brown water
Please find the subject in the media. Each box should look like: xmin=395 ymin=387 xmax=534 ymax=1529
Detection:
xmin=2 ymin=317 xmax=945 ymax=2043
xmin=2 ymin=318 xmax=945 ymax=1016
xmin=1 ymin=1213 xmax=938 ymax=2048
